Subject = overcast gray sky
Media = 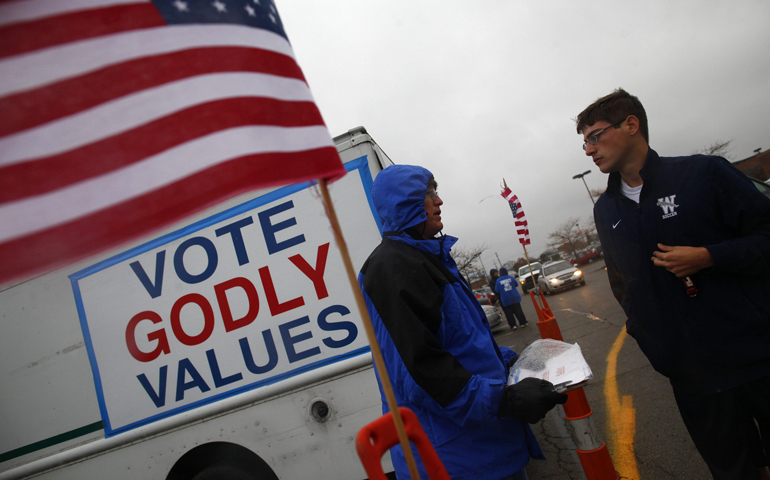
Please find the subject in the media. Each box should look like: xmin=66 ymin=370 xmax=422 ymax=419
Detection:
xmin=278 ymin=0 xmax=770 ymax=271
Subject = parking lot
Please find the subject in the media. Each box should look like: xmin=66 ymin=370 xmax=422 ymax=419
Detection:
xmin=493 ymin=259 xmax=710 ymax=480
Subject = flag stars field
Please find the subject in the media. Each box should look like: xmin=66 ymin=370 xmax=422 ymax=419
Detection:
xmin=0 ymin=0 xmax=344 ymax=285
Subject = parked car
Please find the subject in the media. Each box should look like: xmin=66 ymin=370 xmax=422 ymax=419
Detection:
xmin=749 ymin=177 xmax=770 ymax=197
xmin=476 ymin=293 xmax=491 ymax=305
xmin=478 ymin=299 xmax=503 ymax=329
xmin=518 ymin=262 xmax=542 ymax=294
xmin=537 ymin=260 xmax=585 ymax=294
xmin=570 ymin=248 xmax=601 ymax=266
xmin=474 ymin=286 xmax=496 ymax=304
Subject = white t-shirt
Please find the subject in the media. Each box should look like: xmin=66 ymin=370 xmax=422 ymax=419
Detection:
xmin=621 ymin=179 xmax=642 ymax=203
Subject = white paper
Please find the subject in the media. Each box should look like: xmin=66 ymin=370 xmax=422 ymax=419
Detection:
xmin=507 ymin=339 xmax=593 ymax=392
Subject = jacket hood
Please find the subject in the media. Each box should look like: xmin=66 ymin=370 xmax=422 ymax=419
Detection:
xmin=372 ymin=165 xmax=433 ymax=233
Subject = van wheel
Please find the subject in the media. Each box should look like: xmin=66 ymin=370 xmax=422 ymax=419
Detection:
xmin=167 ymin=442 xmax=278 ymax=480
xmin=192 ymin=464 xmax=260 ymax=480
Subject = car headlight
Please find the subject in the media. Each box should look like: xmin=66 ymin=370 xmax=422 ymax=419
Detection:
xmin=574 ymin=270 xmax=582 ymax=276
xmin=549 ymin=278 xmax=559 ymax=284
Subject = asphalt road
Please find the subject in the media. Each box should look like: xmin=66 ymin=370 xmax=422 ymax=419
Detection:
xmin=493 ymin=259 xmax=711 ymax=480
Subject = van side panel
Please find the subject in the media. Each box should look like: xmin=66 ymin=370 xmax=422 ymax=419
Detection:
xmin=1 ymin=129 xmax=392 ymax=479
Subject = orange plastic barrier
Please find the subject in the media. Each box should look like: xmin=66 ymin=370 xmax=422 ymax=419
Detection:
xmin=356 ymin=407 xmax=450 ymax=480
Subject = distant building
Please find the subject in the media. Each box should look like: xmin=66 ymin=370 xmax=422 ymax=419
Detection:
xmin=732 ymin=148 xmax=770 ymax=181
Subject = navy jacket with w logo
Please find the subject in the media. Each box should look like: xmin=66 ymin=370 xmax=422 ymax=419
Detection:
xmin=595 ymin=148 xmax=770 ymax=394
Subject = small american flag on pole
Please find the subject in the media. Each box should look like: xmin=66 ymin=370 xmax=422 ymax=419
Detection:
xmin=501 ymin=187 xmax=530 ymax=245
xmin=0 ymin=0 xmax=346 ymax=285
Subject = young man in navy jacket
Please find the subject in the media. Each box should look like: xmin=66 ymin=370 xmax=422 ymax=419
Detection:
xmin=577 ymin=89 xmax=770 ymax=480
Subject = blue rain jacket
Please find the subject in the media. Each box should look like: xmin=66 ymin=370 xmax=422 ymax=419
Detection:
xmin=359 ymin=165 xmax=543 ymax=480
xmin=495 ymin=275 xmax=522 ymax=306
xmin=595 ymin=149 xmax=770 ymax=394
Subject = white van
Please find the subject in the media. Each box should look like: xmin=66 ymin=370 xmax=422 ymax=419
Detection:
xmin=0 ymin=127 xmax=394 ymax=480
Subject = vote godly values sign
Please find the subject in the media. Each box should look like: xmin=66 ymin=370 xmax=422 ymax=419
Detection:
xmin=71 ymin=159 xmax=382 ymax=436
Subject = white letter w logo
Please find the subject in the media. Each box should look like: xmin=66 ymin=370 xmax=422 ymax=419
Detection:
xmin=657 ymin=195 xmax=678 ymax=214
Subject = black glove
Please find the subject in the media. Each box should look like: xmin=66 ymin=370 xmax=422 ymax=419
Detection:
xmin=497 ymin=378 xmax=569 ymax=423
xmin=505 ymin=354 xmax=519 ymax=372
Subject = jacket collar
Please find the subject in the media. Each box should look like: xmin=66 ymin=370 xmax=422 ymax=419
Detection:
xmin=606 ymin=148 xmax=660 ymax=197
xmin=385 ymin=231 xmax=458 ymax=258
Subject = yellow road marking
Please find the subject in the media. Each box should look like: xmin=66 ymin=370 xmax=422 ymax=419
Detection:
xmin=604 ymin=326 xmax=640 ymax=479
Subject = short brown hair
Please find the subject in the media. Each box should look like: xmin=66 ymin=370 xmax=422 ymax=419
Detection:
xmin=576 ymin=88 xmax=649 ymax=142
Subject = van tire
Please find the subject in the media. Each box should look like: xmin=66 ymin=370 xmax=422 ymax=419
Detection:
xmin=167 ymin=442 xmax=278 ymax=480
xmin=192 ymin=464 xmax=261 ymax=480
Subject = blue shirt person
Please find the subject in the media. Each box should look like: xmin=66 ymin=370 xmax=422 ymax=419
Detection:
xmin=495 ymin=268 xmax=528 ymax=329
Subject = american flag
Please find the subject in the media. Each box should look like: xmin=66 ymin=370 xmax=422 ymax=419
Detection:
xmin=0 ymin=0 xmax=346 ymax=285
xmin=501 ymin=187 xmax=530 ymax=246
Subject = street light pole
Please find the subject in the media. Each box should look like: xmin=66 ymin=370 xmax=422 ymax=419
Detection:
xmin=573 ymin=170 xmax=595 ymax=205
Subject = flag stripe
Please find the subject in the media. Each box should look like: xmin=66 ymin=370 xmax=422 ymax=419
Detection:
xmin=0 ymin=147 xmax=340 ymax=279
xmin=501 ymin=187 xmax=531 ymax=245
xmin=0 ymin=0 xmax=144 ymax=27
xmin=0 ymin=98 xmax=324 ymax=203
xmin=1 ymin=46 xmax=306 ymax=137
xmin=0 ymin=24 xmax=294 ymax=97
xmin=0 ymin=125 xmax=333 ymax=242
xmin=1 ymin=72 xmax=315 ymax=166
xmin=0 ymin=3 xmax=164 ymax=59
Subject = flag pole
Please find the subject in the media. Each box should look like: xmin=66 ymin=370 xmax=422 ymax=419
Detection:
xmin=503 ymin=179 xmax=543 ymax=309
xmin=521 ymin=243 xmax=544 ymax=309
xmin=318 ymin=179 xmax=421 ymax=479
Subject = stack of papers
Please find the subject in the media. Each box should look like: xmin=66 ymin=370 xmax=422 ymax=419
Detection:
xmin=507 ymin=339 xmax=593 ymax=392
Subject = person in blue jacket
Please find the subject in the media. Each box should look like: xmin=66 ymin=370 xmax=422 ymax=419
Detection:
xmin=495 ymin=268 xmax=528 ymax=329
xmin=577 ymin=88 xmax=770 ymax=480
xmin=358 ymin=165 xmax=567 ymax=480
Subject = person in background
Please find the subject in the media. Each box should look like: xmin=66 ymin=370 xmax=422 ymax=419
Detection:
xmin=495 ymin=267 xmax=528 ymax=330
xmin=577 ymin=88 xmax=770 ymax=480
xmin=358 ymin=164 xmax=567 ymax=480
xmin=488 ymin=268 xmax=500 ymax=304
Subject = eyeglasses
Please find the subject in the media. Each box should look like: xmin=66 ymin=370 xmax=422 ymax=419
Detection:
xmin=583 ymin=119 xmax=624 ymax=151
xmin=426 ymin=187 xmax=439 ymax=200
